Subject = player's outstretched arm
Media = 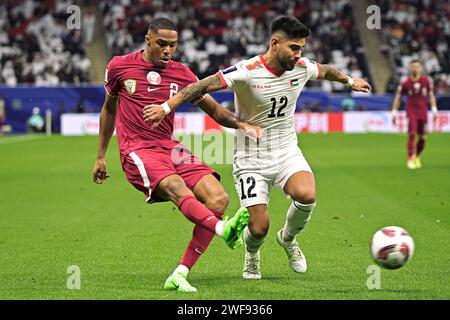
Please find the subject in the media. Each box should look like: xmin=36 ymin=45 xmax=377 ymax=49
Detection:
xmin=93 ymin=93 xmax=118 ymax=184
xmin=143 ymin=74 xmax=224 ymax=127
xmin=317 ymin=63 xmax=371 ymax=93
xmin=197 ymin=95 xmax=263 ymax=142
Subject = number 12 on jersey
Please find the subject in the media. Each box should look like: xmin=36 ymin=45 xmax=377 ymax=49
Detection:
xmin=268 ymin=96 xmax=288 ymax=118
xmin=240 ymin=176 xmax=257 ymax=200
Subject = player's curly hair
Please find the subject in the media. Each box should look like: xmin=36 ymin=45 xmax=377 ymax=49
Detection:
xmin=148 ymin=17 xmax=177 ymax=34
xmin=271 ymin=16 xmax=311 ymax=39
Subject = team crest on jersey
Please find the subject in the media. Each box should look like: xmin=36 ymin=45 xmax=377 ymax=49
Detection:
xmin=290 ymin=79 xmax=300 ymax=87
xmin=124 ymin=79 xmax=137 ymax=94
xmin=147 ymin=71 xmax=161 ymax=85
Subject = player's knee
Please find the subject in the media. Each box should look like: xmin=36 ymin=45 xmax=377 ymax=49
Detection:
xmin=249 ymin=220 xmax=269 ymax=239
xmin=206 ymin=191 xmax=229 ymax=212
xmin=158 ymin=177 xmax=190 ymax=203
xmin=293 ymin=187 xmax=316 ymax=205
xmin=420 ymin=134 xmax=427 ymax=141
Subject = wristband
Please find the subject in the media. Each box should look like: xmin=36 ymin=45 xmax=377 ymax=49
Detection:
xmin=431 ymin=106 xmax=438 ymax=113
xmin=346 ymin=76 xmax=354 ymax=87
xmin=161 ymin=102 xmax=171 ymax=115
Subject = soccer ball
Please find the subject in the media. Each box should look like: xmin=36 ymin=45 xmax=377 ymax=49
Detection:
xmin=370 ymin=226 xmax=414 ymax=270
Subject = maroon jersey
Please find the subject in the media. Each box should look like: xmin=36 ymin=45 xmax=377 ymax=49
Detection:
xmin=104 ymin=50 xmax=198 ymax=164
xmin=397 ymin=75 xmax=433 ymax=120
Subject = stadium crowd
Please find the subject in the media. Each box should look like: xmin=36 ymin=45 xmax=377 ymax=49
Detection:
xmin=377 ymin=0 xmax=450 ymax=93
xmin=99 ymin=0 xmax=369 ymax=93
xmin=0 ymin=0 xmax=91 ymax=86
xmin=2 ymin=0 xmax=448 ymax=96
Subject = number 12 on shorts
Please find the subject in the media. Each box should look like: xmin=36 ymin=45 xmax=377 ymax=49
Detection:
xmin=239 ymin=176 xmax=257 ymax=200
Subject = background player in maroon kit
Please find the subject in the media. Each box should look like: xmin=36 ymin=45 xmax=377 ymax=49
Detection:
xmin=392 ymin=60 xmax=438 ymax=169
xmin=92 ymin=18 xmax=261 ymax=293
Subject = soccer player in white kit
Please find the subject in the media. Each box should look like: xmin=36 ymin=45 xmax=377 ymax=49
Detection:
xmin=143 ymin=16 xmax=371 ymax=279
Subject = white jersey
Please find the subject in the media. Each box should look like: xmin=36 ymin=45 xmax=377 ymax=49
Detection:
xmin=218 ymin=54 xmax=320 ymax=158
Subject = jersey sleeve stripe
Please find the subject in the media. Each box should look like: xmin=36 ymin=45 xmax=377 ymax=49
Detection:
xmin=315 ymin=62 xmax=321 ymax=79
xmin=217 ymin=72 xmax=228 ymax=89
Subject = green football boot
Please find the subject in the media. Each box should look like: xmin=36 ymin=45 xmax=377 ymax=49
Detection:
xmin=222 ymin=207 xmax=249 ymax=249
xmin=163 ymin=272 xmax=197 ymax=293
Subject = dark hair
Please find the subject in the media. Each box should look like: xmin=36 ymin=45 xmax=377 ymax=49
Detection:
xmin=410 ymin=59 xmax=421 ymax=64
xmin=148 ymin=17 xmax=177 ymax=34
xmin=271 ymin=16 xmax=311 ymax=39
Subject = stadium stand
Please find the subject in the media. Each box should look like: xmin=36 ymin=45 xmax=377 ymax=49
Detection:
xmin=0 ymin=0 xmax=92 ymax=85
xmin=98 ymin=0 xmax=373 ymax=93
xmin=376 ymin=0 xmax=450 ymax=93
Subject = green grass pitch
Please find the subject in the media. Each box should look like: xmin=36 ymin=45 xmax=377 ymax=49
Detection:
xmin=1 ymin=133 xmax=449 ymax=300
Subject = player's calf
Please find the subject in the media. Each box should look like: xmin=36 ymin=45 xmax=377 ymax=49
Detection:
xmin=281 ymin=201 xmax=315 ymax=242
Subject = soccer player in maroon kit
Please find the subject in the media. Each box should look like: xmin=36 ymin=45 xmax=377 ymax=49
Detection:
xmin=392 ymin=60 xmax=438 ymax=169
xmin=92 ymin=18 xmax=262 ymax=292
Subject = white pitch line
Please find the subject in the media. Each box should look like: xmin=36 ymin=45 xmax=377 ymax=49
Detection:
xmin=0 ymin=135 xmax=47 ymax=145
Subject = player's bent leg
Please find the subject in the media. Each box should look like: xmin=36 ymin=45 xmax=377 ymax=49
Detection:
xmin=243 ymin=204 xmax=269 ymax=280
xmin=156 ymin=175 xmax=205 ymax=292
xmin=193 ymin=174 xmax=229 ymax=213
xmin=156 ymin=174 xmax=221 ymax=232
xmin=157 ymin=174 xmax=248 ymax=249
xmin=194 ymin=172 xmax=248 ymax=250
xmin=278 ymin=171 xmax=316 ymax=273
xmin=175 ymin=174 xmax=229 ymax=281
xmin=158 ymin=175 xmax=238 ymax=292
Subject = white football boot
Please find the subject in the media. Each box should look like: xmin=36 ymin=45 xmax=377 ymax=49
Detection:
xmin=276 ymin=229 xmax=307 ymax=273
xmin=243 ymin=248 xmax=261 ymax=280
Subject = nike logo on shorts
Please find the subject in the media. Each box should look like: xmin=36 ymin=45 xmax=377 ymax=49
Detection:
xmin=147 ymin=87 xmax=160 ymax=92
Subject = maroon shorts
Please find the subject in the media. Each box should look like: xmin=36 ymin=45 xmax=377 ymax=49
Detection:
xmin=122 ymin=146 xmax=220 ymax=203
xmin=408 ymin=117 xmax=427 ymax=135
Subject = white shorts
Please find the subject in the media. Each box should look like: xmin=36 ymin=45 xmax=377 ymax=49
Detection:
xmin=233 ymin=146 xmax=312 ymax=208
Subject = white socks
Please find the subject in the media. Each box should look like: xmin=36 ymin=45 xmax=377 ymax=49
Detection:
xmin=215 ymin=220 xmax=225 ymax=237
xmin=282 ymin=201 xmax=316 ymax=242
xmin=244 ymin=226 xmax=266 ymax=253
xmin=174 ymin=264 xmax=189 ymax=277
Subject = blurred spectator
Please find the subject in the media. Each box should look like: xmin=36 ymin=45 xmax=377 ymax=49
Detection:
xmin=27 ymin=107 xmax=45 ymax=133
xmin=99 ymin=0 xmax=370 ymax=93
xmin=377 ymin=0 xmax=450 ymax=93
xmin=73 ymin=97 xmax=86 ymax=113
xmin=356 ymin=104 xmax=367 ymax=111
xmin=0 ymin=96 xmax=5 ymax=136
xmin=83 ymin=8 xmax=96 ymax=44
xmin=0 ymin=0 xmax=92 ymax=85
xmin=341 ymin=95 xmax=355 ymax=111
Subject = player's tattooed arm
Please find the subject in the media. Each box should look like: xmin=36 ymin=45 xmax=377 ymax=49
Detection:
xmin=198 ymin=96 xmax=263 ymax=142
xmin=180 ymin=74 xmax=224 ymax=104
xmin=318 ymin=63 xmax=371 ymax=93
xmin=143 ymin=74 xmax=224 ymax=127
xmin=318 ymin=64 xmax=348 ymax=83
